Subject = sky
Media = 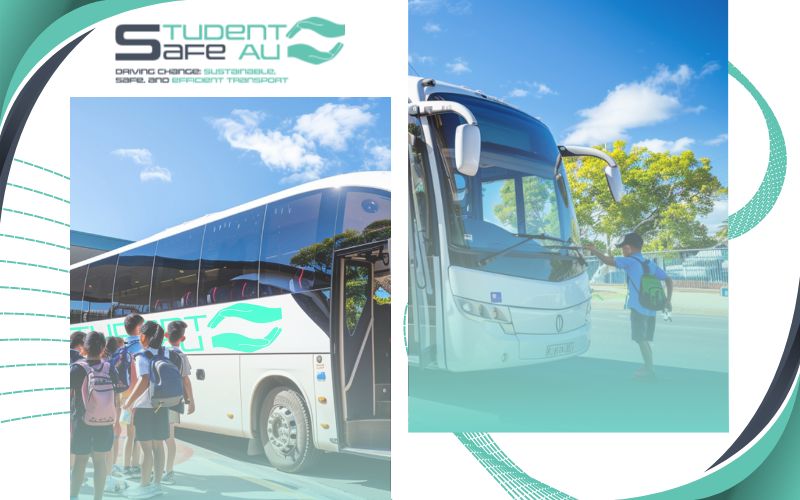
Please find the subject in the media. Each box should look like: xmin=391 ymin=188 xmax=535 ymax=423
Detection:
xmin=71 ymin=97 xmax=390 ymax=240
xmin=409 ymin=0 xmax=728 ymax=229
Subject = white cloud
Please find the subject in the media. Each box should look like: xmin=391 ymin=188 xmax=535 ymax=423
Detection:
xmin=684 ymin=105 xmax=706 ymax=114
xmin=112 ymin=148 xmax=152 ymax=165
xmin=212 ymin=103 xmax=377 ymax=182
xmin=423 ymin=22 xmax=441 ymax=33
xmin=139 ymin=166 xmax=172 ymax=182
xmin=364 ymin=144 xmax=391 ymax=170
xmin=409 ymin=0 xmax=471 ymax=14
xmin=563 ymin=65 xmax=694 ymax=145
xmin=700 ymin=61 xmax=721 ymax=78
xmin=705 ymin=133 xmax=728 ymax=146
xmin=700 ymin=197 xmax=728 ymax=231
xmin=446 ymin=57 xmax=470 ymax=74
xmin=646 ymin=64 xmax=693 ymax=86
xmin=212 ymin=109 xmax=324 ymax=181
xmin=294 ymin=103 xmax=375 ymax=151
xmin=507 ymin=81 xmax=556 ymax=99
xmin=633 ymin=137 xmax=695 ymax=154
xmin=535 ymin=83 xmax=555 ymax=96
xmin=112 ymin=147 xmax=172 ymax=182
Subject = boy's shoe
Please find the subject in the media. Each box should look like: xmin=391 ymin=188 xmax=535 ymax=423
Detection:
xmin=161 ymin=471 xmax=175 ymax=484
xmin=126 ymin=483 xmax=162 ymax=499
xmin=105 ymin=476 xmax=129 ymax=494
xmin=125 ymin=466 xmax=141 ymax=478
xmin=112 ymin=464 xmax=126 ymax=477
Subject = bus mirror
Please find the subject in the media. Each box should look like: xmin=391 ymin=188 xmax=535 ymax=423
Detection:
xmin=605 ymin=165 xmax=624 ymax=203
xmin=558 ymin=145 xmax=625 ymax=202
xmin=455 ymin=124 xmax=481 ymax=176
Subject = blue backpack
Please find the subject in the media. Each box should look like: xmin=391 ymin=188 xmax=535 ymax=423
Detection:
xmin=109 ymin=339 xmax=136 ymax=393
xmin=143 ymin=348 xmax=184 ymax=411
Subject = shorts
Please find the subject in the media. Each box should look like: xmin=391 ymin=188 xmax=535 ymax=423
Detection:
xmin=71 ymin=419 xmax=114 ymax=454
xmin=630 ymin=309 xmax=656 ymax=342
xmin=133 ymin=407 xmax=169 ymax=442
xmin=168 ymin=409 xmax=180 ymax=425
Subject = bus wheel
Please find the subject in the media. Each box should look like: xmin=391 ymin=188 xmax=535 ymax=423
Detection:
xmin=259 ymin=387 xmax=319 ymax=473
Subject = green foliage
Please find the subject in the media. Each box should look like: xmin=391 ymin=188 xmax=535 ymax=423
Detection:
xmin=492 ymin=177 xmax=560 ymax=236
xmin=564 ymin=140 xmax=726 ymax=251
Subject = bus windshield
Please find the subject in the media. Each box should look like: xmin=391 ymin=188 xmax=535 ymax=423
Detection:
xmin=429 ymin=92 xmax=584 ymax=281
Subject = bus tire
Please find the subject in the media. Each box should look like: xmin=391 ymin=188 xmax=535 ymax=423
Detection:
xmin=258 ymin=387 xmax=319 ymax=473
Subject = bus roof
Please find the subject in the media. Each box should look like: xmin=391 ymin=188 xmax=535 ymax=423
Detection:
xmin=71 ymin=170 xmax=390 ymax=269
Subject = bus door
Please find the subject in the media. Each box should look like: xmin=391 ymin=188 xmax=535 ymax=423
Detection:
xmin=408 ymin=124 xmax=443 ymax=368
xmin=331 ymin=240 xmax=390 ymax=455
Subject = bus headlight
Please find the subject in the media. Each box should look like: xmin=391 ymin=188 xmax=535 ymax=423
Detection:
xmin=456 ymin=297 xmax=511 ymax=324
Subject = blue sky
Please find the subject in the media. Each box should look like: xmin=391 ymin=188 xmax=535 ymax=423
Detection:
xmin=71 ymin=97 xmax=390 ymax=240
xmin=410 ymin=0 xmax=728 ymax=227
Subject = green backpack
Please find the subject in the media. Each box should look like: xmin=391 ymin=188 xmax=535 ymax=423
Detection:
xmin=629 ymin=257 xmax=667 ymax=311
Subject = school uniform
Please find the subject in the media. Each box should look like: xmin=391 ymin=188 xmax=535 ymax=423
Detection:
xmin=132 ymin=347 xmax=170 ymax=441
xmin=70 ymin=359 xmax=114 ymax=454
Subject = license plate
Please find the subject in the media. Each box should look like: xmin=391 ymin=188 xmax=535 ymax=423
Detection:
xmin=546 ymin=342 xmax=575 ymax=357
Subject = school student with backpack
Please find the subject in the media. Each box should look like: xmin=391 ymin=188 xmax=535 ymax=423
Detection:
xmin=118 ymin=314 xmax=144 ymax=478
xmin=70 ymin=331 xmax=117 ymax=500
xmin=163 ymin=321 xmax=196 ymax=484
xmin=102 ymin=336 xmax=129 ymax=490
xmin=122 ymin=321 xmax=184 ymax=499
xmin=586 ymin=233 xmax=673 ymax=378
xmin=70 ymin=330 xmax=87 ymax=363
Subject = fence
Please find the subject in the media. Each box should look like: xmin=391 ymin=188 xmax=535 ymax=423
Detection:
xmin=586 ymin=246 xmax=728 ymax=290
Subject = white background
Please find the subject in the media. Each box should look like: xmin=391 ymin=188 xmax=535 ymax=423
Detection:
xmin=1 ymin=1 xmax=799 ymax=498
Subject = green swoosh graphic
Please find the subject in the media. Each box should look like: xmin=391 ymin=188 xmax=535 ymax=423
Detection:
xmin=211 ymin=327 xmax=282 ymax=353
xmin=12 ymin=158 xmax=69 ymax=180
xmin=287 ymin=43 xmax=344 ymax=65
xmin=727 ymin=62 xmax=786 ymax=239
xmin=0 ymin=411 xmax=69 ymax=425
xmin=286 ymin=17 xmax=345 ymax=39
xmin=207 ymin=303 xmax=282 ymax=328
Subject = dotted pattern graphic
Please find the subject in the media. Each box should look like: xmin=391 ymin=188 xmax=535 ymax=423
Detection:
xmin=727 ymin=62 xmax=786 ymax=239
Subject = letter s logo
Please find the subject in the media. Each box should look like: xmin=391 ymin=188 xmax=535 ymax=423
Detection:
xmin=115 ymin=24 xmax=160 ymax=61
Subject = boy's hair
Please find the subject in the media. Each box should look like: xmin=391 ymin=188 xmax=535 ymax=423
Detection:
xmin=70 ymin=331 xmax=87 ymax=349
xmin=104 ymin=336 xmax=123 ymax=358
xmin=140 ymin=320 xmax=165 ymax=349
xmin=167 ymin=320 xmax=188 ymax=344
xmin=85 ymin=331 xmax=107 ymax=358
xmin=124 ymin=313 xmax=145 ymax=335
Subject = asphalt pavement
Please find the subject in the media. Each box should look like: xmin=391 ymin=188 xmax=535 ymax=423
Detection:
xmin=78 ymin=429 xmax=389 ymax=500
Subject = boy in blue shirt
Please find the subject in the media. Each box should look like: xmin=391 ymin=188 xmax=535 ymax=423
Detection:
xmin=586 ymin=233 xmax=673 ymax=378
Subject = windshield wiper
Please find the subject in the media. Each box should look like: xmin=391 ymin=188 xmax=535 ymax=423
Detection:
xmin=477 ymin=233 xmax=585 ymax=266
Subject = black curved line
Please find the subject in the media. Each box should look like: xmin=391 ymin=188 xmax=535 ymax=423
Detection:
xmin=709 ymin=280 xmax=800 ymax=470
xmin=0 ymin=30 xmax=92 ymax=216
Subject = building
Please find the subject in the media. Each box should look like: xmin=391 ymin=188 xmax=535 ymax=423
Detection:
xmin=70 ymin=230 xmax=131 ymax=264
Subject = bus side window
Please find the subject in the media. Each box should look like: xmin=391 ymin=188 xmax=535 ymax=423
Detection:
xmin=337 ymin=189 xmax=391 ymax=246
xmin=259 ymin=191 xmax=333 ymax=297
xmin=112 ymin=242 xmax=156 ymax=317
xmin=150 ymin=226 xmax=204 ymax=312
xmin=70 ymin=265 xmax=88 ymax=324
xmin=83 ymin=256 xmax=118 ymax=322
xmin=198 ymin=206 xmax=264 ymax=305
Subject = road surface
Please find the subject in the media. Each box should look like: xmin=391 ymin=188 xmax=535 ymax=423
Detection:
xmin=78 ymin=428 xmax=389 ymax=499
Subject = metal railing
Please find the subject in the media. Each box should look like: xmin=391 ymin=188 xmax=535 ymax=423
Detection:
xmin=586 ymin=247 xmax=728 ymax=290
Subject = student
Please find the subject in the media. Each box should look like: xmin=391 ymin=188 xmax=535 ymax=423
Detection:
xmin=122 ymin=321 xmax=169 ymax=499
xmin=102 ymin=337 xmax=126 ymax=480
xmin=70 ymin=331 xmax=116 ymax=500
xmin=586 ymin=233 xmax=673 ymax=378
xmin=70 ymin=331 xmax=87 ymax=363
xmin=163 ymin=320 xmax=196 ymax=484
xmin=120 ymin=314 xmax=144 ymax=477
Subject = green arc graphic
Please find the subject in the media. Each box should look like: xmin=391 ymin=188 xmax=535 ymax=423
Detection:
xmin=727 ymin=62 xmax=786 ymax=239
xmin=285 ymin=16 xmax=345 ymax=65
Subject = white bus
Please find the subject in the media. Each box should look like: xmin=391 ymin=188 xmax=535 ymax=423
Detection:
xmin=407 ymin=77 xmax=623 ymax=372
xmin=70 ymin=171 xmax=391 ymax=472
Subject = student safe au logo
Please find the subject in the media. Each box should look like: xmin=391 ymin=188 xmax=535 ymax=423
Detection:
xmin=114 ymin=17 xmax=345 ymax=64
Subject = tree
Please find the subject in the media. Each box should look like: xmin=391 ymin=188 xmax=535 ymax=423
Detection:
xmin=493 ymin=177 xmax=560 ymax=237
xmin=564 ymin=140 xmax=726 ymax=251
